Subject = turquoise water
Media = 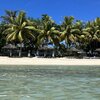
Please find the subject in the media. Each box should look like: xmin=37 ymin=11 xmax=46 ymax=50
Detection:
xmin=0 ymin=65 xmax=100 ymax=100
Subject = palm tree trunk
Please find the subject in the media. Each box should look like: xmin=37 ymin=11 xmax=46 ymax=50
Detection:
xmin=18 ymin=43 xmax=22 ymax=57
xmin=28 ymin=50 xmax=31 ymax=57
xmin=44 ymin=50 xmax=46 ymax=57
xmin=9 ymin=49 xmax=12 ymax=57
xmin=36 ymin=50 xmax=39 ymax=56
xmin=52 ymin=50 xmax=55 ymax=57
xmin=19 ymin=49 xmax=21 ymax=57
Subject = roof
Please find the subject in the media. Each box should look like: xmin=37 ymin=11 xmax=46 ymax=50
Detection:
xmin=67 ymin=48 xmax=80 ymax=52
xmin=38 ymin=44 xmax=54 ymax=50
xmin=2 ymin=44 xmax=17 ymax=49
xmin=95 ymin=48 xmax=100 ymax=52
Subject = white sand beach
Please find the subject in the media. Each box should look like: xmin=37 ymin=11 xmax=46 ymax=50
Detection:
xmin=0 ymin=57 xmax=100 ymax=65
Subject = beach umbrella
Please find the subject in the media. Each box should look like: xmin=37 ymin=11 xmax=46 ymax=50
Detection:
xmin=67 ymin=48 xmax=80 ymax=52
xmin=95 ymin=48 xmax=100 ymax=52
xmin=38 ymin=44 xmax=54 ymax=50
xmin=2 ymin=44 xmax=17 ymax=49
xmin=66 ymin=48 xmax=81 ymax=56
xmin=38 ymin=45 xmax=55 ymax=57
xmin=2 ymin=44 xmax=17 ymax=56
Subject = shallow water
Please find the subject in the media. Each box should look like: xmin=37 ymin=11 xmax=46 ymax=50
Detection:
xmin=0 ymin=65 xmax=100 ymax=100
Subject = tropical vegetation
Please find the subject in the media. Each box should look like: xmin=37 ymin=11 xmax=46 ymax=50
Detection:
xmin=0 ymin=10 xmax=100 ymax=57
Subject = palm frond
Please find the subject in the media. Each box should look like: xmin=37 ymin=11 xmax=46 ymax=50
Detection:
xmin=18 ymin=31 xmax=23 ymax=42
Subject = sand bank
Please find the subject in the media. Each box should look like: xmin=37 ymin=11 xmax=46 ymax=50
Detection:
xmin=0 ymin=57 xmax=100 ymax=65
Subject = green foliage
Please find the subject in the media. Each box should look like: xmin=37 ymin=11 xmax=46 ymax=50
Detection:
xmin=2 ymin=11 xmax=38 ymax=44
xmin=0 ymin=10 xmax=100 ymax=53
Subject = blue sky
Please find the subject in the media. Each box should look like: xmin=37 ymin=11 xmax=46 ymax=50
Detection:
xmin=0 ymin=0 xmax=100 ymax=23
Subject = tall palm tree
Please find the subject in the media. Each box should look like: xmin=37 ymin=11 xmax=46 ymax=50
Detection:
xmin=35 ymin=14 xmax=61 ymax=57
xmin=60 ymin=16 xmax=79 ymax=49
xmin=2 ymin=11 xmax=39 ymax=56
xmin=73 ymin=20 xmax=86 ymax=50
xmin=37 ymin=14 xmax=60 ymax=48
xmin=28 ymin=17 xmax=43 ymax=29
xmin=1 ymin=10 xmax=17 ymax=24
xmin=81 ymin=18 xmax=100 ymax=55
xmin=93 ymin=17 xmax=100 ymax=42
xmin=0 ymin=22 xmax=6 ymax=49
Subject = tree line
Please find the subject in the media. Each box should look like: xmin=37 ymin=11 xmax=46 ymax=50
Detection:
xmin=0 ymin=10 xmax=100 ymax=56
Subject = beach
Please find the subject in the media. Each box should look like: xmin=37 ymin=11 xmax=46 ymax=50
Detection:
xmin=0 ymin=57 xmax=100 ymax=65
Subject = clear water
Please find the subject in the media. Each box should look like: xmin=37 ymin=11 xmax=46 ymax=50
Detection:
xmin=0 ymin=65 xmax=100 ymax=100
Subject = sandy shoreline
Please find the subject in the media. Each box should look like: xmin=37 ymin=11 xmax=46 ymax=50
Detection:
xmin=0 ymin=56 xmax=100 ymax=65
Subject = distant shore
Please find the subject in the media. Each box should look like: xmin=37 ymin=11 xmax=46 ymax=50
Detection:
xmin=0 ymin=56 xmax=100 ymax=65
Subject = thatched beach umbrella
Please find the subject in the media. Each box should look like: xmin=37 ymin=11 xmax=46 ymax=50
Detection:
xmin=66 ymin=48 xmax=81 ymax=56
xmin=2 ymin=44 xmax=17 ymax=56
xmin=95 ymin=48 xmax=100 ymax=52
xmin=2 ymin=44 xmax=16 ymax=49
xmin=67 ymin=48 xmax=80 ymax=52
xmin=38 ymin=45 xmax=55 ymax=57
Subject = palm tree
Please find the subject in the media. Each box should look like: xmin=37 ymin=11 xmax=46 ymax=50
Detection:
xmin=36 ymin=14 xmax=61 ymax=57
xmin=93 ymin=17 xmax=100 ymax=42
xmin=81 ymin=18 xmax=100 ymax=55
xmin=73 ymin=20 xmax=87 ymax=50
xmin=2 ymin=11 xmax=39 ymax=56
xmin=0 ymin=21 xmax=6 ymax=49
xmin=1 ymin=10 xmax=17 ymax=24
xmin=28 ymin=17 xmax=43 ymax=29
xmin=60 ymin=16 xmax=79 ymax=49
xmin=37 ymin=14 xmax=60 ymax=47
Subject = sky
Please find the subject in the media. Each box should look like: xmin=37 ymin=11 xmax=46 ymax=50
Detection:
xmin=0 ymin=0 xmax=100 ymax=23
